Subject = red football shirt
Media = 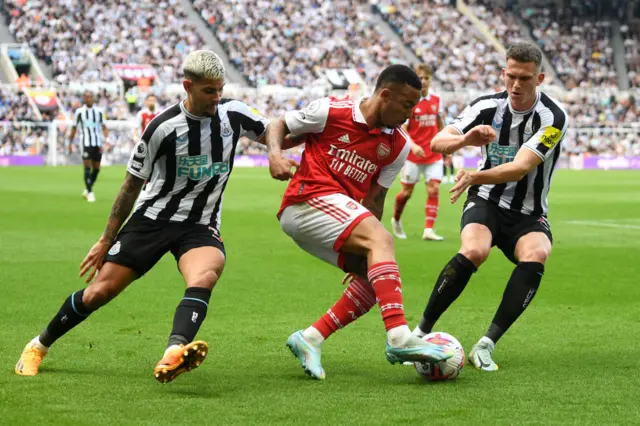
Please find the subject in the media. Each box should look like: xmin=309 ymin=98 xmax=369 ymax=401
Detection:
xmin=137 ymin=108 xmax=159 ymax=133
xmin=406 ymin=93 xmax=443 ymax=164
xmin=278 ymin=97 xmax=410 ymax=215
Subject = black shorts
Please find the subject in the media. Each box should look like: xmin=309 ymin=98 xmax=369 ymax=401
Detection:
xmin=460 ymin=196 xmax=553 ymax=264
xmin=82 ymin=146 xmax=102 ymax=162
xmin=103 ymin=213 xmax=226 ymax=276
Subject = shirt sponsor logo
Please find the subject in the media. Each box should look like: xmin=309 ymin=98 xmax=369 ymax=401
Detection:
xmin=177 ymin=155 xmax=229 ymax=180
xmin=540 ymin=126 xmax=561 ymax=149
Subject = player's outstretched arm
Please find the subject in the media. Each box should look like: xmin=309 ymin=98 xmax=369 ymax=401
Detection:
xmin=431 ymin=125 xmax=495 ymax=155
xmin=448 ymin=148 xmax=543 ymax=204
xmin=79 ymin=172 xmax=145 ymax=282
xmin=362 ymin=183 xmax=388 ymax=221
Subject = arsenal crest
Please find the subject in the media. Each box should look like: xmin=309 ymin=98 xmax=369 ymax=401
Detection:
xmin=377 ymin=143 xmax=391 ymax=159
xmin=346 ymin=201 xmax=359 ymax=210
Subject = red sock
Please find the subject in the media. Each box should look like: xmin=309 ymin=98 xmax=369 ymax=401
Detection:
xmin=312 ymin=276 xmax=377 ymax=339
xmin=425 ymin=195 xmax=439 ymax=229
xmin=368 ymin=262 xmax=407 ymax=331
xmin=393 ymin=192 xmax=409 ymax=221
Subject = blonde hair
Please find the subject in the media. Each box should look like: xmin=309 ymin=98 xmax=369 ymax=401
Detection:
xmin=182 ymin=50 xmax=225 ymax=81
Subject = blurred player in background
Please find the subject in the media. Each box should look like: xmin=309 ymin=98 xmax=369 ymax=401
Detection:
xmin=267 ymin=65 xmax=453 ymax=381
xmin=442 ymin=154 xmax=456 ymax=184
xmin=15 ymin=50 xmax=272 ymax=384
xmin=391 ymin=64 xmax=446 ymax=241
xmin=137 ymin=94 xmax=159 ymax=133
xmin=412 ymin=43 xmax=568 ymax=371
xmin=69 ymin=90 xmax=107 ymax=203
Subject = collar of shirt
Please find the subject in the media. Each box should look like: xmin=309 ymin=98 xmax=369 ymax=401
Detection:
xmin=509 ymin=91 xmax=540 ymax=115
xmin=180 ymin=100 xmax=210 ymax=121
xmin=351 ymin=97 xmax=394 ymax=135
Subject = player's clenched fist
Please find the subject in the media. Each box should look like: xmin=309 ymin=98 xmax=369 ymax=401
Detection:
xmin=464 ymin=125 xmax=496 ymax=147
xmin=268 ymin=155 xmax=300 ymax=181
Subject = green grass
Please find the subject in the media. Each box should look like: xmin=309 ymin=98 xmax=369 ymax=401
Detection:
xmin=1 ymin=166 xmax=639 ymax=425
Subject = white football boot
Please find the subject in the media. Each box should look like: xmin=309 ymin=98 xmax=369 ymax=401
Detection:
xmin=391 ymin=218 xmax=407 ymax=239
xmin=469 ymin=337 xmax=499 ymax=371
xmin=422 ymin=228 xmax=444 ymax=241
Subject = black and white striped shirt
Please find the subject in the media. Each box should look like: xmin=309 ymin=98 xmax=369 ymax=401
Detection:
xmin=451 ymin=91 xmax=568 ymax=216
xmin=127 ymin=99 xmax=268 ymax=227
xmin=72 ymin=105 xmax=105 ymax=147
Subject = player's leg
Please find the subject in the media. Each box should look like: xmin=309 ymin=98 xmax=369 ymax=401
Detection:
xmin=470 ymin=224 xmax=552 ymax=372
xmin=298 ymin=253 xmax=375 ymax=348
xmin=15 ymin=263 xmax=138 ymax=376
xmin=391 ymin=161 xmax=419 ymax=239
xmin=445 ymin=155 xmax=455 ymax=184
xmin=153 ymin=228 xmax=226 ymax=383
xmin=422 ymin=159 xmax=444 ymax=241
xmin=341 ymin=216 xmax=454 ymax=365
xmin=414 ymin=197 xmax=498 ymax=337
xmin=82 ymin=155 xmax=92 ymax=199
xmin=87 ymin=150 xmax=102 ymax=202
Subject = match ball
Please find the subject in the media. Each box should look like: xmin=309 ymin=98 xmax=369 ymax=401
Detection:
xmin=415 ymin=332 xmax=465 ymax=381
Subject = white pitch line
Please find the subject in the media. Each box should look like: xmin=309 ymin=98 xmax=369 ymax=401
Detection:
xmin=566 ymin=221 xmax=640 ymax=230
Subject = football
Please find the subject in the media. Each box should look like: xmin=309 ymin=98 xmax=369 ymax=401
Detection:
xmin=415 ymin=332 xmax=465 ymax=381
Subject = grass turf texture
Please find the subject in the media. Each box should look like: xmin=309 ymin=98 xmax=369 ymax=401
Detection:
xmin=0 ymin=166 xmax=639 ymax=425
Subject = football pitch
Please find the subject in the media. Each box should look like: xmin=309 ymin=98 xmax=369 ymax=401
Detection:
xmin=1 ymin=166 xmax=639 ymax=425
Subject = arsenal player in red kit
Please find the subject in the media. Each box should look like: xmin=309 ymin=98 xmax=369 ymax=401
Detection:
xmin=391 ymin=64 xmax=446 ymax=241
xmin=137 ymin=95 xmax=159 ymax=133
xmin=266 ymin=65 xmax=453 ymax=380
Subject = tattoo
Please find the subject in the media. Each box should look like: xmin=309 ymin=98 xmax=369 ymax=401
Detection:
xmin=363 ymin=186 xmax=388 ymax=221
xmin=265 ymin=118 xmax=287 ymax=155
xmin=103 ymin=172 xmax=144 ymax=242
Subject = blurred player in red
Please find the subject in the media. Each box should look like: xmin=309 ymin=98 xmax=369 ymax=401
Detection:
xmin=137 ymin=95 xmax=159 ymax=133
xmin=266 ymin=65 xmax=453 ymax=380
xmin=391 ymin=64 xmax=446 ymax=241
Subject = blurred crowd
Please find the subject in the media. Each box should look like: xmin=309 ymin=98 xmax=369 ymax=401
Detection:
xmin=2 ymin=0 xmax=203 ymax=84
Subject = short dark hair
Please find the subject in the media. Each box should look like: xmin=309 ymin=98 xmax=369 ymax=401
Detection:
xmin=375 ymin=64 xmax=422 ymax=91
xmin=506 ymin=42 xmax=543 ymax=70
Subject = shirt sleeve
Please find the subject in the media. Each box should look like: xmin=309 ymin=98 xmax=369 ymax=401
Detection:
xmin=228 ymin=101 xmax=270 ymax=139
xmin=523 ymin=110 xmax=568 ymax=161
xmin=449 ymin=98 xmax=496 ymax=135
xmin=284 ymin=97 xmax=330 ymax=135
xmin=71 ymin=108 xmax=82 ymax=129
xmin=127 ymin=125 xmax=163 ymax=179
xmin=377 ymin=132 xmax=411 ymax=188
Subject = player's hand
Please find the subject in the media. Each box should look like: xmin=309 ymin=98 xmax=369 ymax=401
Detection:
xmin=268 ymin=155 xmax=300 ymax=181
xmin=464 ymin=125 xmax=496 ymax=147
xmin=449 ymin=170 xmax=475 ymax=204
xmin=79 ymin=237 xmax=111 ymax=284
xmin=410 ymin=143 xmax=425 ymax=158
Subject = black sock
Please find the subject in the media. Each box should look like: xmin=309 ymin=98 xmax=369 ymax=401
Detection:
xmin=84 ymin=167 xmax=92 ymax=192
xmin=167 ymin=287 xmax=212 ymax=348
xmin=418 ymin=253 xmax=477 ymax=334
xmin=442 ymin=163 xmax=447 ymax=176
xmin=448 ymin=164 xmax=455 ymax=176
xmin=90 ymin=169 xmax=100 ymax=188
xmin=485 ymin=262 xmax=544 ymax=344
xmin=39 ymin=290 xmax=94 ymax=347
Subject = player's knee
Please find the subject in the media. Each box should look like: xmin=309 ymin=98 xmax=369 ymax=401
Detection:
xmin=427 ymin=185 xmax=439 ymax=198
xmin=189 ymin=269 xmax=219 ymax=289
xmin=518 ymin=246 xmax=551 ymax=264
xmin=401 ymin=186 xmax=414 ymax=198
xmin=82 ymin=283 xmax=115 ymax=309
xmin=372 ymin=229 xmax=395 ymax=253
xmin=459 ymin=246 xmax=490 ymax=267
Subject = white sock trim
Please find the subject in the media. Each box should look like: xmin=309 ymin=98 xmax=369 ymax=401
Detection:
xmin=302 ymin=326 xmax=325 ymax=347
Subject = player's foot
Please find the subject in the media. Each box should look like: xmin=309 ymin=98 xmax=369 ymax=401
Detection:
xmin=286 ymin=330 xmax=325 ymax=380
xmin=422 ymin=228 xmax=444 ymax=241
xmin=391 ymin=218 xmax=407 ymax=239
xmin=386 ymin=335 xmax=454 ymax=365
xmin=154 ymin=340 xmax=208 ymax=384
xmin=87 ymin=192 xmax=96 ymax=203
xmin=469 ymin=338 xmax=499 ymax=372
xmin=82 ymin=189 xmax=88 ymax=199
xmin=15 ymin=338 xmax=48 ymax=376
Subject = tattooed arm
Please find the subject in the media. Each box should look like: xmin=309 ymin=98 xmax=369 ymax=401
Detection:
xmin=361 ymin=183 xmax=389 ymax=221
xmin=79 ymin=172 xmax=145 ymax=283
xmin=102 ymin=172 xmax=145 ymax=242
